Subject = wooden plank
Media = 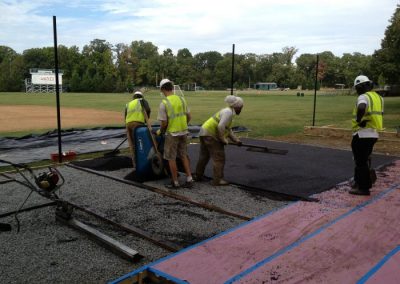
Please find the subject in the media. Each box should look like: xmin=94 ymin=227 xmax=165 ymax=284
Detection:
xmin=57 ymin=216 xmax=142 ymax=262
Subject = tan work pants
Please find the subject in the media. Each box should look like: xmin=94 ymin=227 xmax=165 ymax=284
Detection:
xmin=126 ymin=122 xmax=145 ymax=168
xmin=195 ymin=136 xmax=225 ymax=183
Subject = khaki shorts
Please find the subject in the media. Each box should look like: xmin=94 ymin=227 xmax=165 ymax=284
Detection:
xmin=164 ymin=135 xmax=188 ymax=160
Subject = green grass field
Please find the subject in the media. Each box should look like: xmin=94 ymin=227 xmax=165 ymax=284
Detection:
xmin=1 ymin=90 xmax=399 ymax=138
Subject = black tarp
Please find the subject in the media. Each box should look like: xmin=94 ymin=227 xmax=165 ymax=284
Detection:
xmin=0 ymin=126 xmax=249 ymax=164
xmin=65 ymin=137 xmax=397 ymax=199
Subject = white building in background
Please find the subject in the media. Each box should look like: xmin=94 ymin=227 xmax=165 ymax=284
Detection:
xmin=25 ymin=69 xmax=63 ymax=93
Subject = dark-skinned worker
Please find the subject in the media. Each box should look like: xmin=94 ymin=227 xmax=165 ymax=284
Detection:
xmin=195 ymin=95 xmax=243 ymax=186
xmin=157 ymin=79 xmax=194 ymax=189
xmin=349 ymin=75 xmax=384 ymax=196
xmin=125 ymin=91 xmax=151 ymax=170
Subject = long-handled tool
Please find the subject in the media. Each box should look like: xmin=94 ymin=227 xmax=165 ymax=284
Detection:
xmin=229 ymin=142 xmax=288 ymax=155
xmin=104 ymin=137 xmax=128 ymax=157
xmin=140 ymin=100 xmax=164 ymax=176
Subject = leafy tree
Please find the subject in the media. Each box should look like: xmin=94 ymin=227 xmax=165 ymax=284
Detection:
xmin=371 ymin=5 xmax=400 ymax=85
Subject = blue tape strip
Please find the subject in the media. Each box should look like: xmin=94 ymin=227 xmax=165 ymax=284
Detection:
xmin=225 ymin=183 xmax=400 ymax=283
xmin=148 ymin=267 xmax=189 ymax=284
xmin=357 ymin=245 xmax=400 ymax=284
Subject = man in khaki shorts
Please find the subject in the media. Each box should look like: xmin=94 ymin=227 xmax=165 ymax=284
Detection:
xmin=157 ymin=79 xmax=194 ymax=188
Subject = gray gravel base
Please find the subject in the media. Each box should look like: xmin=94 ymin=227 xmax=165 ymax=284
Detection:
xmin=0 ymin=165 xmax=289 ymax=283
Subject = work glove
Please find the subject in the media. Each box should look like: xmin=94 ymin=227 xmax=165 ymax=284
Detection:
xmin=236 ymin=140 xmax=242 ymax=146
xmin=156 ymin=129 xmax=163 ymax=136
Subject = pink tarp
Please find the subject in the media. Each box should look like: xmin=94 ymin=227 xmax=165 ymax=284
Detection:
xmin=363 ymin=246 xmax=400 ymax=284
xmin=114 ymin=160 xmax=400 ymax=284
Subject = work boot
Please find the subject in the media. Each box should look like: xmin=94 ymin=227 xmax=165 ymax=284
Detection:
xmin=193 ymin=174 xmax=205 ymax=182
xmin=182 ymin=180 xmax=194 ymax=188
xmin=165 ymin=182 xmax=180 ymax=189
xmin=349 ymin=188 xmax=370 ymax=196
xmin=350 ymin=180 xmax=358 ymax=189
xmin=211 ymin=179 xmax=229 ymax=186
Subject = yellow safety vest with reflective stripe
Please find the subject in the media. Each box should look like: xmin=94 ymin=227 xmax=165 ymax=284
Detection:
xmin=125 ymin=99 xmax=145 ymax=124
xmin=202 ymin=108 xmax=233 ymax=138
xmin=162 ymin=94 xmax=188 ymax=134
xmin=352 ymin=91 xmax=383 ymax=132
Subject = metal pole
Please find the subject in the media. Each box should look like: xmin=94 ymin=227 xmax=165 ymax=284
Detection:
xmin=231 ymin=44 xmax=235 ymax=96
xmin=312 ymin=54 xmax=319 ymax=126
xmin=53 ymin=16 xmax=62 ymax=163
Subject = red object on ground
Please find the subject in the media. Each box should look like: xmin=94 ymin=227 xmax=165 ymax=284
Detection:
xmin=50 ymin=151 xmax=76 ymax=162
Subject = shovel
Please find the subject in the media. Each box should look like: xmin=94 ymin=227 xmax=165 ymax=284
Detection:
xmin=103 ymin=137 xmax=127 ymax=157
xmin=140 ymin=100 xmax=164 ymax=176
xmin=230 ymin=142 xmax=288 ymax=155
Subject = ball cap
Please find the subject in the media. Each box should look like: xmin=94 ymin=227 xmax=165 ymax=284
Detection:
xmin=160 ymin=78 xmax=172 ymax=88
xmin=354 ymin=75 xmax=371 ymax=86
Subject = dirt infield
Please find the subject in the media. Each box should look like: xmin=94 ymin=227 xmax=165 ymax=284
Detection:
xmin=0 ymin=105 xmax=122 ymax=132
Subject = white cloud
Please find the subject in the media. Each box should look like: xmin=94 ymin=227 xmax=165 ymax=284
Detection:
xmin=0 ymin=0 xmax=398 ymax=56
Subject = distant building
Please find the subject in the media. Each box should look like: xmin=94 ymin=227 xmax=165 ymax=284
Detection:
xmin=254 ymin=82 xmax=278 ymax=90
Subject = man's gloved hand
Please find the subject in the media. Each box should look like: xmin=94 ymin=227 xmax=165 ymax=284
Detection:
xmin=236 ymin=140 xmax=242 ymax=146
xmin=156 ymin=129 xmax=162 ymax=136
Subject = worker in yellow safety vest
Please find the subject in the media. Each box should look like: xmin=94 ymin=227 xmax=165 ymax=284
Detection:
xmin=195 ymin=95 xmax=243 ymax=186
xmin=157 ymin=79 xmax=193 ymax=188
xmin=125 ymin=91 xmax=151 ymax=169
xmin=349 ymin=75 xmax=384 ymax=196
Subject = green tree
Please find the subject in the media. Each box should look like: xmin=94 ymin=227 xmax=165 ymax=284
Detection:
xmin=130 ymin=41 xmax=159 ymax=86
xmin=371 ymin=5 xmax=400 ymax=85
xmin=81 ymin=39 xmax=117 ymax=92
xmin=0 ymin=46 xmax=19 ymax=91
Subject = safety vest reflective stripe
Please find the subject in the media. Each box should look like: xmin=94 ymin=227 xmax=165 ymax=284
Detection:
xmin=202 ymin=108 xmax=233 ymax=138
xmin=125 ymin=99 xmax=145 ymax=124
xmin=352 ymin=91 xmax=383 ymax=132
xmin=162 ymin=95 xmax=188 ymax=133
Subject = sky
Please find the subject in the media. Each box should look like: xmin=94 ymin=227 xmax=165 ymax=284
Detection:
xmin=0 ymin=0 xmax=398 ymax=57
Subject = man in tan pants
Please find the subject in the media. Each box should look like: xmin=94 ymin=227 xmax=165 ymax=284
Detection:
xmin=195 ymin=95 xmax=243 ymax=186
xmin=125 ymin=91 xmax=151 ymax=169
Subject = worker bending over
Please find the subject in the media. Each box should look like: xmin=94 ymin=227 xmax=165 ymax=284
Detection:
xmin=195 ymin=95 xmax=243 ymax=186
xmin=125 ymin=91 xmax=151 ymax=170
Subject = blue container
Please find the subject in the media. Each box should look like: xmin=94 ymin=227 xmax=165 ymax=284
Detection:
xmin=134 ymin=126 xmax=163 ymax=179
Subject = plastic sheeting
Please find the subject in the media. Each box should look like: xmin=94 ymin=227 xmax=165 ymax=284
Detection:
xmin=0 ymin=126 xmax=248 ymax=164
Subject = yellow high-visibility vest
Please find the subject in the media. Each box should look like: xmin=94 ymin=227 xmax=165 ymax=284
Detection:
xmin=202 ymin=108 xmax=233 ymax=138
xmin=162 ymin=94 xmax=188 ymax=134
xmin=125 ymin=99 xmax=145 ymax=124
xmin=352 ymin=91 xmax=384 ymax=132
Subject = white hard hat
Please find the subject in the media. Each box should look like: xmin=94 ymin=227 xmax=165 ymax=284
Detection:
xmin=134 ymin=91 xmax=143 ymax=96
xmin=354 ymin=75 xmax=371 ymax=86
xmin=160 ymin=78 xmax=172 ymax=88
xmin=224 ymin=95 xmax=244 ymax=108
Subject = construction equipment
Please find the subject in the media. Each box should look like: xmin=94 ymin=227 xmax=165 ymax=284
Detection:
xmin=229 ymin=142 xmax=288 ymax=155
xmin=0 ymin=159 xmax=64 ymax=199
xmin=139 ymin=100 xmax=164 ymax=176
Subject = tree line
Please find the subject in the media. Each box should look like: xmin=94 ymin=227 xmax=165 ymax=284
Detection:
xmin=0 ymin=5 xmax=398 ymax=93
